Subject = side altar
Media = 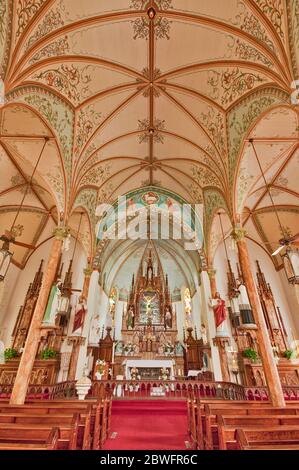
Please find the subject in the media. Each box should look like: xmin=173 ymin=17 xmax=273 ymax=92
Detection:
xmin=113 ymin=249 xmax=184 ymax=379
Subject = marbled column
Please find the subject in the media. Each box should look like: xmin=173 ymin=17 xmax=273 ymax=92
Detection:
xmin=213 ymin=336 xmax=231 ymax=382
xmin=233 ymin=228 xmax=285 ymax=407
xmin=10 ymin=226 xmax=69 ymax=405
xmin=82 ymin=267 xmax=93 ymax=300
xmin=207 ymin=268 xmax=217 ymax=298
xmin=207 ymin=267 xmax=231 ymax=382
xmin=67 ymin=336 xmax=86 ymax=381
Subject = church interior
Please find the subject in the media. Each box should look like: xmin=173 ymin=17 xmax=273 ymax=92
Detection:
xmin=0 ymin=0 xmax=299 ymax=452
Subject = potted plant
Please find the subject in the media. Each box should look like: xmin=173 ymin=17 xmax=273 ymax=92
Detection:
xmin=4 ymin=348 xmax=18 ymax=361
xmin=282 ymin=349 xmax=295 ymax=360
xmin=40 ymin=348 xmax=57 ymax=360
xmin=242 ymin=348 xmax=259 ymax=363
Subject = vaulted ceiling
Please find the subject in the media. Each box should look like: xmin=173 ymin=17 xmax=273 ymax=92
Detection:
xmin=0 ymin=0 xmax=298 ymax=269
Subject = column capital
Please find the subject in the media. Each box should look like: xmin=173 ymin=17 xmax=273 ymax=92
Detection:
xmin=53 ymin=226 xmax=70 ymax=240
xmin=83 ymin=267 xmax=93 ymax=278
xmin=207 ymin=267 xmax=217 ymax=279
xmin=231 ymin=227 xmax=247 ymax=242
xmin=67 ymin=336 xmax=86 ymax=347
xmin=213 ymin=336 xmax=231 ymax=350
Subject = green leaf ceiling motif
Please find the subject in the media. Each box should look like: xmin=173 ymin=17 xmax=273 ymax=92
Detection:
xmin=227 ymin=88 xmax=289 ymax=188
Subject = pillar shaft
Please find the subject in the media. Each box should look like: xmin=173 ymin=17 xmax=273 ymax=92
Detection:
xmin=207 ymin=268 xmax=231 ymax=382
xmin=235 ymin=231 xmax=285 ymax=407
xmin=207 ymin=268 xmax=217 ymax=298
xmin=82 ymin=268 xmax=92 ymax=300
xmin=10 ymin=228 xmax=68 ymax=405
xmin=213 ymin=337 xmax=231 ymax=382
xmin=67 ymin=337 xmax=86 ymax=381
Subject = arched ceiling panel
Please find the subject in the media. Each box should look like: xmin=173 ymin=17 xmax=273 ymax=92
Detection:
xmin=1 ymin=0 xmax=298 ymax=266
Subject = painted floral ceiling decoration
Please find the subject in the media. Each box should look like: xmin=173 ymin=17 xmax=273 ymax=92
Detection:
xmin=0 ymin=0 xmax=298 ymax=268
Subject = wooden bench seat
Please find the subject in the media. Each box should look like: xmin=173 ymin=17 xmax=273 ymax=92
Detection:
xmin=0 ymin=418 xmax=78 ymax=450
xmin=0 ymin=427 xmax=60 ymax=450
xmin=0 ymin=398 xmax=112 ymax=450
xmin=203 ymin=404 xmax=299 ymax=450
xmin=236 ymin=427 xmax=299 ymax=450
xmin=218 ymin=415 xmax=299 ymax=450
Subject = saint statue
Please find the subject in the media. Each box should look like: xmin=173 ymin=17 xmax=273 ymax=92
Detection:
xmin=165 ymin=306 xmax=172 ymax=329
xmin=126 ymin=306 xmax=135 ymax=330
xmin=201 ymin=323 xmax=208 ymax=344
xmin=43 ymin=279 xmax=63 ymax=325
xmin=72 ymin=297 xmax=86 ymax=333
xmin=209 ymin=292 xmax=228 ymax=335
xmin=89 ymin=314 xmax=100 ymax=345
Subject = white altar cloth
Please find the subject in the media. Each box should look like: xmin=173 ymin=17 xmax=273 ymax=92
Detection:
xmin=123 ymin=359 xmax=175 ymax=380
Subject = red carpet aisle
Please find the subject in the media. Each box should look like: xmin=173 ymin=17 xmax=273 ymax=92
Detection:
xmin=103 ymin=401 xmax=190 ymax=450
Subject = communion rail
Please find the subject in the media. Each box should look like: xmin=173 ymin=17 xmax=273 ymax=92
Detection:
xmin=0 ymin=380 xmax=77 ymax=399
xmin=1 ymin=381 xmax=299 ymax=401
xmin=90 ymin=380 xmax=246 ymax=401
xmin=244 ymin=386 xmax=299 ymax=401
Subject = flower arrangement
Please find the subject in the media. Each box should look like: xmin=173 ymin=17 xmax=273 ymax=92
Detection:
xmin=242 ymin=348 xmax=259 ymax=363
xmin=40 ymin=348 xmax=57 ymax=360
xmin=4 ymin=348 xmax=18 ymax=361
xmin=160 ymin=367 xmax=170 ymax=381
xmin=96 ymin=359 xmax=106 ymax=376
xmin=130 ymin=367 xmax=139 ymax=380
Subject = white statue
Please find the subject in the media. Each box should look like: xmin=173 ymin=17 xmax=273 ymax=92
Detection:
xmin=201 ymin=324 xmax=208 ymax=345
xmin=165 ymin=307 xmax=172 ymax=329
xmin=89 ymin=314 xmax=100 ymax=345
xmin=43 ymin=279 xmax=63 ymax=325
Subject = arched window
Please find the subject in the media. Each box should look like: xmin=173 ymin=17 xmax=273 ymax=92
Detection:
xmin=184 ymin=288 xmax=192 ymax=327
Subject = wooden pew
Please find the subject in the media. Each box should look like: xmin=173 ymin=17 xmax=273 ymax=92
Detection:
xmin=0 ymin=427 xmax=60 ymax=451
xmin=236 ymin=427 xmax=299 ymax=450
xmin=217 ymin=415 xmax=299 ymax=450
xmin=204 ymin=403 xmax=299 ymax=450
xmin=0 ymin=414 xmax=79 ymax=450
xmin=0 ymin=398 xmax=112 ymax=450
xmin=202 ymin=403 xmax=272 ymax=450
xmin=0 ymin=402 xmax=93 ymax=450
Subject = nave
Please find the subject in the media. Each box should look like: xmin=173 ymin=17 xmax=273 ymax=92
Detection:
xmin=1 ymin=391 xmax=299 ymax=450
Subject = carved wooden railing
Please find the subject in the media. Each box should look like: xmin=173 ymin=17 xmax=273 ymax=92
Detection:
xmin=90 ymin=380 xmax=247 ymax=401
xmin=1 ymin=380 xmax=299 ymax=402
xmin=0 ymin=381 xmax=77 ymax=399
xmin=245 ymin=386 xmax=299 ymax=401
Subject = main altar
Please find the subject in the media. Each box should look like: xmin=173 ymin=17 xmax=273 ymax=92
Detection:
xmin=113 ymin=249 xmax=185 ymax=379
xmin=123 ymin=360 xmax=175 ymax=380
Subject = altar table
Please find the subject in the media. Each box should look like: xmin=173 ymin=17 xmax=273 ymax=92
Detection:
xmin=123 ymin=359 xmax=175 ymax=380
